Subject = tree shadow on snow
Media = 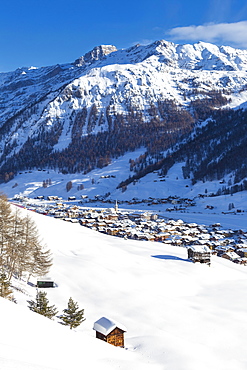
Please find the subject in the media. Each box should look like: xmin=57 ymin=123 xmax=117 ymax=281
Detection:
xmin=152 ymin=255 xmax=192 ymax=262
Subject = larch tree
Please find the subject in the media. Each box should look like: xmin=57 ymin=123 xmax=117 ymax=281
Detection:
xmin=16 ymin=214 xmax=52 ymax=281
xmin=5 ymin=208 xmax=24 ymax=281
xmin=59 ymin=297 xmax=86 ymax=329
xmin=27 ymin=245 xmax=53 ymax=283
xmin=0 ymin=194 xmax=13 ymax=273
xmin=0 ymin=196 xmax=53 ymax=283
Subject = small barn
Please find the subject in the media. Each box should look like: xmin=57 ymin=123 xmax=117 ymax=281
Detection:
xmin=36 ymin=277 xmax=55 ymax=288
xmin=93 ymin=317 xmax=126 ymax=347
xmin=187 ymin=245 xmax=211 ymax=265
xmin=68 ymin=196 xmax=76 ymax=201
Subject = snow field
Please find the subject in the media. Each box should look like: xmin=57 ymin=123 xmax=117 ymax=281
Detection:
xmin=1 ymin=207 xmax=247 ymax=369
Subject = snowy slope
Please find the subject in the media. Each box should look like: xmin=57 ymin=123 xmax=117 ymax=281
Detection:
xmin=2 ymin=148 xmax=247 ymax=221
xmin=0 ymin=297 xmax=146 ymax=370
xmin=2 ymin=207 xmax=247 ymax=370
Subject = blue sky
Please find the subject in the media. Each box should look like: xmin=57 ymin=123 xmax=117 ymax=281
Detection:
xmin=1 ymin=0 xmax=247 ymax=72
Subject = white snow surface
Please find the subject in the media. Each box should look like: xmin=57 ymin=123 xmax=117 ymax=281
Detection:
xmin=2 ymin=204 xmax=247 ymax=370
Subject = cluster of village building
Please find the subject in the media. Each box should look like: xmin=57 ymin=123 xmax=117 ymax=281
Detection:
xmin=16 ymin=196 xmax=247 ymax=266
xmin=77 ymin=206 xmax=247 ymax=265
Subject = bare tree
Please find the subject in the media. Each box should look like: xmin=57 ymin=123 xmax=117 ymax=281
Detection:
xmin=17 ymin=214 xmax=52 ymax=281
xmin=5 ymin=208 xmax=24 ymax=281
xmin=0 ymin=196 xmax=53 ymax=283
xmin=0 ymin=194 xmax=13 ymax=274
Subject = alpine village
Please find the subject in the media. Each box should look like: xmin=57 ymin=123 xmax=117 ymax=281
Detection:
xmin=1 ymin=36 xmax=247 ymax=370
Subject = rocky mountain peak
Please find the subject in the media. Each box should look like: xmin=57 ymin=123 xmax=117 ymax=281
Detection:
xmin=74 ymin=45 xmax=117 ymax=66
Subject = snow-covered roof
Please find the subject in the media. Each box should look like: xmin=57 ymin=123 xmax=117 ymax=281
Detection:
xmin=237 ymin=248 xmax=247 ymax=253
xmin=222 ymin=251 xmax=240 ymax=260
xmin=188 ymin=245 xmax=211 ymax=253
xmin=105 ymin=208 xmax=117 ymax=214
xmin=37 ymin=276 xmax=54 ymax=282
xmin=93 ymin=317 xmax=127 ymax=336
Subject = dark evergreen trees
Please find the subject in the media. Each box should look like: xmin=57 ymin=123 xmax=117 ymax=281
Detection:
xmin=59 ymin=297 xmax=85 ymax=329
xmin=66 ymin=181 xmax=73 ymax=192
xmin=27 ymin=291 xmax=58 ymax=319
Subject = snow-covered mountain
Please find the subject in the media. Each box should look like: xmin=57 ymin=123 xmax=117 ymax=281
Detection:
xmin=1 ymin=40 xmax=247 ymax=184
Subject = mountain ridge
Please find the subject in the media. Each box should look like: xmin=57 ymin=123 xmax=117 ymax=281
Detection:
xmin=1 ymin=39 xmax=247 ymax=189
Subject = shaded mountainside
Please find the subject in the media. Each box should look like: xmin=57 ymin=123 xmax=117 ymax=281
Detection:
xmin=1 ymin=40 xmax=247 ymax=187
xmin=117 ymin=108 xmax=247 ymax=194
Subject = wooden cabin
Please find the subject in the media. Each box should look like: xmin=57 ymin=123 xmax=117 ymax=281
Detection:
xmin=68 ymin=196 xmax=76 ymax=201
xmin=93 ymin=317 xmax=126 ymax=347
xmin=36 ymin=277 xmax=54 ymax=288
xmin=187 ymin=245 xmax=211 ymax=265
xmin=221 ymin=251 xmax=240 ymax=261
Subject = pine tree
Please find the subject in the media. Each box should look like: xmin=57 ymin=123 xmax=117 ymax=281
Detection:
xmin=0 ymin=273 xmax=13 ymax=300
xmin=59 ymin=297 xmax=85 ymax=329
xmin=27 ymin=291 xmax=58 ymax=319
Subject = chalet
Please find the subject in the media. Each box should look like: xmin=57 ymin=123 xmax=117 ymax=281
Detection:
xmin=187 ymin=245 xmax=211 ymax=265
xmin=106 ymin=228 xmax=119 ymax=236
xmin=37 ymin=277 xmax=55 ymax=288
xmin=215 ymin=245 xmax=235 ymax=255
xmin=155 ymin=232 xmax=170 ymax=241
xmin=68 ymin=196 xmax=76 ymax=201
xmin=129 ymin=212 xmax=142 ymax=220
xmin=221 ymin=251 xmax=240 ymax=261
xmin=106 ymin=213 xmax=119 ymax=221
xmin=170 ymin=235 xmax=183 ymax=246
xmin=93 ymin=317 xmax=126 ymax=347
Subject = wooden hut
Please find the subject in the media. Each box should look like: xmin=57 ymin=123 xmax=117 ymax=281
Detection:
xmin=93 ymin=317 xmax=126 ymax=347
xmin=187 ymin=245 xmax=211 ymax=265
xmin=36 ymin=277 xmax=54 ymax=288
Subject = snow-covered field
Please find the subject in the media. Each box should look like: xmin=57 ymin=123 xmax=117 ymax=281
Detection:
xmin=2 ymin=149 xmax=247 ymax=369
xmin=1 ymin=205 xmax=247 ymax=370
xmin=1 ymin=148 xmax=247 ymax=229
